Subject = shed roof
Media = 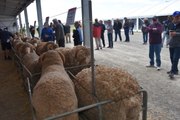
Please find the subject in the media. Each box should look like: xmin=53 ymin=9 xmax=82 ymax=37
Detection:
xmin=0 ymin=0 xmax=34 ymax=17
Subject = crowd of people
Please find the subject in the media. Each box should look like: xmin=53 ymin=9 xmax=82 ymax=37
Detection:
xmin=0 ymin=10 xmax=179 ymax=79
xmin=142 ymin=11 xmax=180 ymax=79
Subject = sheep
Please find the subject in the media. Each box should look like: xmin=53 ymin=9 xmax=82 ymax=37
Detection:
xmin=55 ymin=45 xmax=91 ymax=75
xmin=28 ymin=37 xmax=41 ymax=46
xmin=22 ymin=47 xmax=41 ymax=89
xmin=18 ymin=42 xmax=36 ymax=58
xmin=21 ymin=37 xmax=31 ymax=42
xmin=32 ymin=50 xmax=78 ymax=120
xmin=74 ymin=65 xmax=142 ymax=120
xmin=35 ymin=42 xmax=59 ymax=55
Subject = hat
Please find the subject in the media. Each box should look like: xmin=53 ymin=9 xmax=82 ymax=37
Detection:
xmin=44 ymin=22 xmax=49 ymax=27
xmin=152 ymin=16 xmax=157 ymax=21
xmin=172 ymin=11 xmax=180 ymax=17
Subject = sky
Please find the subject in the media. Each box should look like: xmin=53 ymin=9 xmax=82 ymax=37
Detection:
xmin=20 ymin=0 xmax=179 ymax=26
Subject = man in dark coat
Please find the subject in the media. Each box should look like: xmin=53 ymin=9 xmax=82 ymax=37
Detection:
xmin=113 ymin=19 xmax=122 ymax=42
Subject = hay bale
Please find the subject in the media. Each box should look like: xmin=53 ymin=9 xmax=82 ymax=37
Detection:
xmin=74 ymin=65 xmax=141 ymax=120
xmin=32 ymin=50 xmax=78 ymax=120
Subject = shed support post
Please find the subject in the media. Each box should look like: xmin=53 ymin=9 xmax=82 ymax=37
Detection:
xmin=36 ymin=0 xmax=43 ymax=37
xmin=24 ymin=8 xmax=31 ymax=37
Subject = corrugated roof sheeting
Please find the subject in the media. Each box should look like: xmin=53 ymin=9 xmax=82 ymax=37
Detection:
xmin=0 ymin=0 xmax=34 ymax=17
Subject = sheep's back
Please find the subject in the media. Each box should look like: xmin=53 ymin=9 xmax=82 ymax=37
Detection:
xmin=32 ymin=71 xmax=78 ymax=120
xmin=74 ymin=65 xmax=141 ymax=120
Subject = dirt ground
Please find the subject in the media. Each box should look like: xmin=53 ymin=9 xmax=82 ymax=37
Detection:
xmin=0 ymin=32 xmax=179 ymax=120
xmin=0 ymin=50 xmax=32 ymax=119
xmin=91 ymin=32 xmax=180 ymax=120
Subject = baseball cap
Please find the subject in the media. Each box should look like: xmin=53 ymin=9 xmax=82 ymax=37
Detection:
xmin=172 ymin=11 xmax=180 ymax=17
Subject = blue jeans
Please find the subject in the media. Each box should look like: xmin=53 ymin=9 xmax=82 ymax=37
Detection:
xmin=143 ymin=32 xmax=148 ymax=43
xmin=108 ymin=33 xmax=113 ymax=48
xmin=124 ymin=29 xmax=130 ymax=41
xmin=114 ymin=30 xmax=122 ymax=41
xmin=169 ymin=47 xmax=180 ymax=73
xmin=149 ymin=44 xmax=162 ymax=67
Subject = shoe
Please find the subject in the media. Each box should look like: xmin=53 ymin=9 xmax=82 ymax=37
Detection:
xmin=157 ymin=67 xmax=161 ymax=71
xmin=169 ymin=73 xmax=174 ymax=79
xmin=95 ymin=48 xmax=99 ymax=50
xmin=167 ymin=71 xmax=178 ymax=75
xmin=146 ymin=65 xmax=155 ymax=68
xmin=107 ymin=46 xmax=110 ymax=48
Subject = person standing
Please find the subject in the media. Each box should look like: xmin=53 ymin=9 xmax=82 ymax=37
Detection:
xmin=123 ymin=17 xmax=130 ymax=42
xmin=29 ymin=25 xmax=35 ymax=38
xmin=106 ymin=20 xmax=113 ymax=48
xmin=167 ymin=11 xmax=180 ymax=78
xmin=93 ymin=19 xmax=102 ymax=50
xmin=162 ymin=16 xmax=173 ymax=47
xmin=141 ymin=18 xmax=150 ymax=44
xmin=41 ymin=22 xmax=54 ymax=42
xmin=0 ymin=28 xmax=13 ymax=60
xmin=146 ymin=16 xmax=163 ymax=70
xmin=64 ymin=25 xmax=71 ymax=43
xmin=99 ymin=20 xmax=106 ymax=47
xmin=129 ymin=19 xmax=134 ymax=35
xmin=113 ymin=19 xmax=122 ymax=42
xmin=52 ymin=19 xmax=65 ymax=47
xmin=72 ymin=21 xmax=83 ymax=46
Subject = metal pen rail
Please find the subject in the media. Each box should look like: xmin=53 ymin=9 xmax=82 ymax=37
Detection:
xmin=11 ymin=46 xmax=147 ymax=120
xmin=44 ymin=89 xmax=148 ymax=120
xmin=43 ymin=71 xmax=148 ymax=120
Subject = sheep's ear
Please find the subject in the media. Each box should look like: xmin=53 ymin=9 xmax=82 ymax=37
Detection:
xmin=47 ymin=43 xmax=54 ymax=50
xmin=39 ymin=52 xmax=45 ymax=63
xmin=25 ymin=47 xmax=31 ymax=54
xmin=57 ymin=51 xmax=65 ymax=64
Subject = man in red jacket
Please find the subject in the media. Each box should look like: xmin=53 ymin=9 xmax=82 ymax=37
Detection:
xmin=93 ymin=19 xmax=102 ymax=50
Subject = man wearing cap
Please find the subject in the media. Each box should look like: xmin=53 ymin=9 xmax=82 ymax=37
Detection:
xmin=146 ymin=16 xmax=163 ymax=71
xmin=167 ymin=11 xmax=180 ymax=79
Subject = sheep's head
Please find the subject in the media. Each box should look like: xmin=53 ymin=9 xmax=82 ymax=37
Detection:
xmin=46 ymin=42 xmax=59 ymax=50
xmin=39 ymin=50 xmax=65 ymax=66
xmin=20 ymin=42 xmax=36 ymax=57
xmin=73 ymin=45 xmax=91 ymax=65
xmin=30 ymin=37 xmax=41 ymax=46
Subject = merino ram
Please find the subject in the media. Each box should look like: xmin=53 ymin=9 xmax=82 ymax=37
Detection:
xmin=74 ymin=65 xmax=142 ymax=120
xmin=35 ymin=42 xmax=59 ymax=55
xmin=22 ymin=47 xmax=41 ymax=89
xmin=32 ymin=50 xmax=78 ymax=120
xmin=55 ymin=45 xmax=91 ymax=75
